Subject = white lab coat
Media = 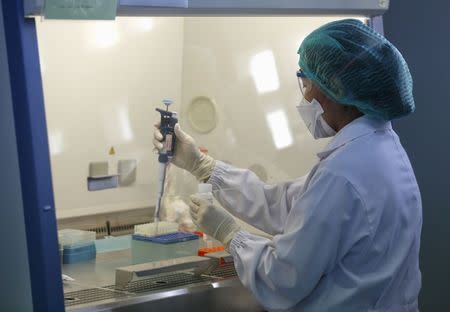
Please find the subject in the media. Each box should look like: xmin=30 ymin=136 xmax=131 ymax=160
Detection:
xmin=208 ymin=116 xmax=422 ymax=312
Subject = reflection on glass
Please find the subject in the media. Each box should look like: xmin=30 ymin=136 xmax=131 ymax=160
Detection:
xmin=101 ymin=103 xmax=134 ymax=144
xmin=49 ymin=129 xmax=64 ymax=155
xmin=40 ymin=59 xmax=46 ymax=75
xmin=225 ymin=128 xmax=237 ymax=146
xmin=250 ymin=50 xmax=280 ymax=94
xmin=118 ymin=105 xmax=134 ymax=142
xmin=266 ymin=110 xmax=293 ymax=149
xmin=135 ymin=18 xmax=154 ymax=32
xmin=92 ymin=22 xmax=120 ymax=49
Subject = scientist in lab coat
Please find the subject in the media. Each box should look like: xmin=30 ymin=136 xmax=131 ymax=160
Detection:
xmin=153 ymin=19 xmax=422 ymax=312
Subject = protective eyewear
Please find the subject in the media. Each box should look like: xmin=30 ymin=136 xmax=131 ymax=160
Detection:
xmin=297 ymin=69 xmax=311 ymax=96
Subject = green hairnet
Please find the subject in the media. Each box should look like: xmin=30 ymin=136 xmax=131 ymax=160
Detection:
xmin=298 ymin=19 xmax=414 ymax=120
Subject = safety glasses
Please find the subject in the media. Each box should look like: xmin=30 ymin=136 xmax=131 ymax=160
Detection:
xmin=296 ymin=69 xmax=311 ymax=96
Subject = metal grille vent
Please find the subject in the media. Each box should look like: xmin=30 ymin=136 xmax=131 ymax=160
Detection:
xmin=64 ymin=273 xmax=212 ymax=308
xmin=209 ymin=263 xmax=237 ymax=279
xmin=64 ymin=267 xmax=238 ymax=308
xmin=64 ymin=288 xmax=129 ymax=307
xmin=87 ymin=222 xmax=148 ymax=238
xmin=107 ymin=272 xmax=212 ymax=293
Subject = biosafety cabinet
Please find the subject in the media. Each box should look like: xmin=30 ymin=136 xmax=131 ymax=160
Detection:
xmin=1 ymin=1 xmax=387 ymax=311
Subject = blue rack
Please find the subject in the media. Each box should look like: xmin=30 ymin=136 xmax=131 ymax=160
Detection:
xmin=132 ymin=232 xmax=199 ymax=244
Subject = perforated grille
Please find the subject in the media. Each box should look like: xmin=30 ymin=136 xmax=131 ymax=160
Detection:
xmin=87 ymin=222 xmax=147 ymax=238
xmin=108 ymin=272 xmax=211 ymax=293
xmin=64 ymin=288 xmax=129 ymax=307
xmin=64 ymin=266 xmax=238 ymax=308
xmin=209 ymin=263 xmax=237 ymax=279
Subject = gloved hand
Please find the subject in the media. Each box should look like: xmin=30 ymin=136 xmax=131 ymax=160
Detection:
xmin=153 ymin=123 xmax=215 ymax=182
xmin=188 ymin=195 xmax=241 ymax=249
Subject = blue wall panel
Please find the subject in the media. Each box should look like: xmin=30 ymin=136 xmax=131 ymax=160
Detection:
xmin=0 ymin=2 xmax=33 ymax=311
xmin=1 ymin=1 xmax=64 ymax=311
xmin=384 ymin=1 xmax=450 ymax=310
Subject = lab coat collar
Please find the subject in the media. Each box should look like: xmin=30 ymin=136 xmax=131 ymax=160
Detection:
xmin=317 ymin=115 xmax=392 ymax=160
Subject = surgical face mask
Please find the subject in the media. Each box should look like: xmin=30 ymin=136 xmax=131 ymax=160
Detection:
xmin=296 ymin=97 xmax=336 ymax=139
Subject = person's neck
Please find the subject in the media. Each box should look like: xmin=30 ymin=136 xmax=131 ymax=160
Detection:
xmin=335 ymin=113 xmax=364 ymax=132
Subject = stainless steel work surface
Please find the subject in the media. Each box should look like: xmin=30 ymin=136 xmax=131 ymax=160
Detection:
xmin=63 ymin=250 xmax=134 ymax=293
xmin=72 ymin=279 xmax=264 ymax=312
xmin=61 ymin=247 xmax=263 ymax=311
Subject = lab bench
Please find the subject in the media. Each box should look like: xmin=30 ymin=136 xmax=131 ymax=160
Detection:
xmin=61 ymin=237 xmax=263 ymax=311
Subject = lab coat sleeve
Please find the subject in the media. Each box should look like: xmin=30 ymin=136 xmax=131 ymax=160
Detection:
xmin=228 ymin=169 xmax=371 ymax=311
xmin=208 ymin=161 xmax=307 ymax=236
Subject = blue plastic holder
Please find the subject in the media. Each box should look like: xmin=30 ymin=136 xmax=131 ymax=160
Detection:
xmin=132 ymin=232 xmax=199 ymax=244
xmin=63 ymin=243 xmax=96 ymax=264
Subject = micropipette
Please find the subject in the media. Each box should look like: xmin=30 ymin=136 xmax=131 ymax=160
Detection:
xmin=154 ymin=99 xmax=178 ymax=226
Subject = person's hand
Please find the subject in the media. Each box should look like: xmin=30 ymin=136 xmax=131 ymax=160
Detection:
xmin=153 ymin=123 xmax=215 ymax=181
xmin=188 ymin=195 xmax=241 ymax=248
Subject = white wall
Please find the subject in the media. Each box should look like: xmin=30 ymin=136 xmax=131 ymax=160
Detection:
xmin=36 ymin=17 xmax=184 ymax=218
xmin=0 ymin=3 xmax=33 ymax=311
xmin=36 ymin=16 xmax=361 ymax=219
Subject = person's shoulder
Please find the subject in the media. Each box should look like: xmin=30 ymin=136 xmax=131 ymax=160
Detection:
xmin=319 ymin=143 xmax=371 ymax=175
xmin=316 ymin=138 xmax=387 ymax=191
xmin=325 ymin=130 xmax=394 ymax=169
